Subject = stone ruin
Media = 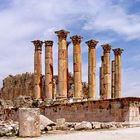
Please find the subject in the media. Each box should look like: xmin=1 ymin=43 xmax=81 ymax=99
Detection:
xmin=0 ymin=29 xmax=140 ymax=137
xmin=0 ymin=72 xmax=88 ymax=101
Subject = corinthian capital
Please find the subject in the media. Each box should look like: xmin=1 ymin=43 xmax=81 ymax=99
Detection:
xmin=101 ymin=44 xmax=111 ymax=53
xmin=55 ymin=29 xmax=69 ymax=40
xmin=86 ymin=39 xmax=98 ymax=48
xmin=44 ymin=40 xmax=53 ymax=47
xmin=113 ymin=48 xmax=124 ymax=56
xmin=70 ymin=35 xmax=83 ymax=46
xmin=31 ymin=40 xmax=43 ymax=51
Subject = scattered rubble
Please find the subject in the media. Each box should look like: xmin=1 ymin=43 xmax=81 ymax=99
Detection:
xmin=0 ymin=118 xmax=134 ymax=137
xmin=0 ymin=120 xmax=18 ymax=137
xmin=74 ymin=121 xmax=92 ymax=130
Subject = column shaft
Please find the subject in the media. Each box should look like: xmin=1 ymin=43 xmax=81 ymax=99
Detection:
xmin=113 ymin=48 xmax=123 ymax=98
xmin=32 ymin=40 xmax=43 ymax=99
xmin=86 ymin=40 xmax=98 ymax=100
xmin=71 ymin=35 xmax=83 ymax=100
xmin=111 ymin=60 xmax=115 ymax=98
xmin=66 ymin=42 xmax=71 ymax=94
xmin=100 ymin=56 xmax=104 ymax=99
xmin=55 ymin=30 xmax=69 ymax=99
xmin=102 ymin=44 xmax=111 ymax=99
xmin=44 ymin=41 xmax=53 ymax=100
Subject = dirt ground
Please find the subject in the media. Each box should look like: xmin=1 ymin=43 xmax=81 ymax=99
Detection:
xmin=1 ymin=127 xmax=140 ymax=140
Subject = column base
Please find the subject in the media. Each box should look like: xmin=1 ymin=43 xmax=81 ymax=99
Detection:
xmin=73 ymin=97 xmax=82 ymax=102
xmin=55 ymin=96 xmax=68 ymax=104
xmin=44 ymin=98 xmax=53 ymax=106
xmin=87 ymin=97 xmax=96 ymax=101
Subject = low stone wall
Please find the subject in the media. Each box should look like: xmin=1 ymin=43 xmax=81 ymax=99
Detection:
xmin=0 ymin=97 xmax=140 ymax=124
xmin=45 ymin=97 xmax=140 ymax=123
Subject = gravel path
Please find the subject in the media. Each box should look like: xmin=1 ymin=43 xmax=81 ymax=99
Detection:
xmin=1 ymin=127 xmax=140 ymax=140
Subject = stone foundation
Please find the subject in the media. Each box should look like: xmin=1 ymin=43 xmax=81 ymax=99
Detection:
xmin=45 ymin=97 xmax=140 ymax=123
xmin=0 ymin=97 xmax=140 ymax=124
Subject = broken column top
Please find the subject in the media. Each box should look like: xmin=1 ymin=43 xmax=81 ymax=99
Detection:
xmin=44 ymin=40 xmax=53 ymax=46
xmin=55 ymin=29 xmax=70 ymax=40
xmin=70 ymin=35 xmax=83 ymax=45
xmin=101 ymin=44 xmax=111 ymax=53
xmin=113 ymin=48 xmax=124 ymax=55
xmin=86 ymin=39 xmax=99 ymax=48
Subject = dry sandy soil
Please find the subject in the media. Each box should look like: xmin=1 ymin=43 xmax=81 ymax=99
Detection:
xmin=1 ymin=127 xmax=140 ymax=140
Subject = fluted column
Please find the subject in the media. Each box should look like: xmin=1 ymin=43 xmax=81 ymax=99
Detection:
xmin=55 ymin=29 xmax=70 ymax=99
xmin=113 ymin=48 xmax=123 ymax=98
xmin=44 ymin=40 xmax=53 ymax=101
xmin=86 ymin=40 xmax=98 ymax=100
xmin=111 ymin=60 xmax=115 ymax=98
xmin=100 ymin=56 xmax=104 ymax=99
xmin=70 ymin=35 xmax=83 ymax=100
xmin=32 ymin=40 xmax=43 ymax=99
xmin=101 ymin=44 xmax=111 ymax=99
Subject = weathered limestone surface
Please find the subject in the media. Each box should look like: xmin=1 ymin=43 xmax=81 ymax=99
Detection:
xmin=113 ymin=48 xmax=123 ymax=98
xmin=19 ymin=108 xmax=40 ymax=137
xmin=86 ymin=40 xmax=98 ymax=100
xmin=1 ymin=72 xmax=87 ymax=101
xmin=45 ymin=97 xmax=140 ymax=123
xmin=0 ymin=97 xmax=140 ymax=126
xmin=1 ymin=73 xmax=34 ymax=100
xmin=66 ymin=41 xmax=71 ymax=93
xmin=44 ymin=40 xmax=53 ymax=101
xmin=111 ymin=60 xmax=115 ymax=98
xmin=100 ymin=56 xmax=104 ymax=99
xmin=101 ymin=44 xmax=111 ymax=99
xmin=32 ymin=40 xmax=43 ymax=99
xmin=71 ymin=35 xmax=83 ymax=100
xmin=55 ymin=30 xmax=70 ymax=99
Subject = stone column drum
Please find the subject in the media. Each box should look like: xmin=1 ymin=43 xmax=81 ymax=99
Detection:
xmin=32 ymin=40 xmax=43 ymax=99
xmin=55 ymin=30 xmax=70 ymax=99
xmin=113 ymin=48 xmax=123 ymax=98
xmin=44 ymin=40 xmax=53 ymax=101
xmin=100 ymin=56 xmax=104 ymax=99
xmin=101 ymin=44 xmax=111 ymax=99
xmin=70 ymin=35 xmax=83 ymax=100
xmin=86 ymin=40 xmax=98 ymax=100
xmin=111 ymin=60 xmax=115 ymax=98
xmin=19 ymin=108 xmax=40 ymax=137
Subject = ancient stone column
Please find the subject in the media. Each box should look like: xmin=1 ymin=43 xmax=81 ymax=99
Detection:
xmin=86 ymin=40 xmax=98 ymax=100
xmin=70 ymin=35 xmax=83 ymax=100
xmin=100 ymin=56 xmax=104 ymax=99
xmin=55 ymin=30 xmax=70 ymax=99
xmin=32 ymin=40 xmax=43 ymax=99
xmin=44 ymin=40 xmax=53 ymax=101
xmin=66 ymin=41 xmax=71 ymax=94
xmin=113 ymin=48 xmax=123 ymax=98
xmin=101 ymin=44 xmax=111 ymax=99
xmin=19 ymin=108 xmax=40 ymax=137
xmin=53 ymin=79 xmax=56 ymax=100
xmin=111 ymin=60 xmax=115 ymax=98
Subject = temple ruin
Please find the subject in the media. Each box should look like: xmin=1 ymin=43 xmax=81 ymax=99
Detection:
xmin=0 ymin=29 xmax=140 ymax=125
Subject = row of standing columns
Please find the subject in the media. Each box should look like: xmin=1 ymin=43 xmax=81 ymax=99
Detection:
xmin=99 ymin=46 xmax=123 ymax=99
xmin=32 ymin=29 xmax=123 ymax=101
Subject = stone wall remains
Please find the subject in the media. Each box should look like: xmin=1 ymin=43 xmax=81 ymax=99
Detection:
xmin=0 ymin=72 xmax=88 ymax=101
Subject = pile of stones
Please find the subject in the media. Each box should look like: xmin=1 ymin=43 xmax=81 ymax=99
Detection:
xmin=0 ymin=120 xmax=18 ymax=136
xmin=0 ymin=116 xmax=124 ymax=137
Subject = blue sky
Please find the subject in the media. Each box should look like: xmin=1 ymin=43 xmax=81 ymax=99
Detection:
xmin=0 ymin=0 xmax=140 ymax=97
